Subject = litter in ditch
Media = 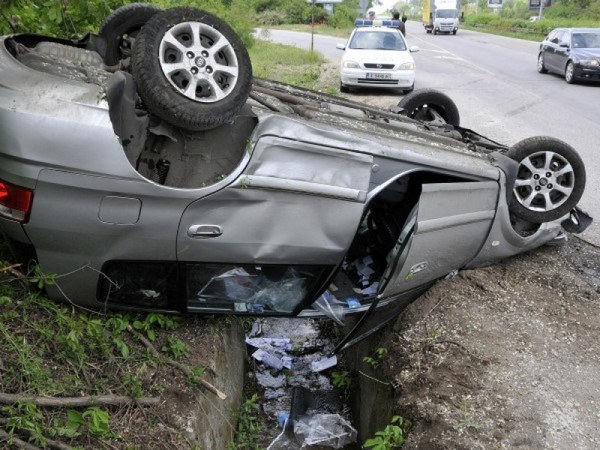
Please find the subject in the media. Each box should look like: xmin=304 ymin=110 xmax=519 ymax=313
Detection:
xmin=246 ymin=318 xmax=357 ymax=448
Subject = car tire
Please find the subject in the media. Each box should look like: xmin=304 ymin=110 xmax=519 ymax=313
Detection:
xmin=98 ymin=3 xmax=162 ymax=66
xmin=537 ymin=53 xmax=548 ymax=74
xmin=452 ymin=30 xmax=457 ymax=35
xmin=403 ymin=84 xmax=414 ymax=94
xmin=565 ymin=61 xmax=576 ymax=84
xmin=340 ymin=83 xmax=350 ymax=93
xmin=433 ymin=29 xmax=438 ymax=35
xmin=131 ymin=7 xmax=252 ymax=132
xmin=397 ymin=88 xmax=460 ymax=126
xmin=506 ymin=136 xmax=586 ymax=223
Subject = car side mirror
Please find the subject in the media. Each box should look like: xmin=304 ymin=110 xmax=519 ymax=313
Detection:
xmin=336 ymin=43 xmax=346 ymax=50
xmin=409 ymin=46 xmax=420 ymax=53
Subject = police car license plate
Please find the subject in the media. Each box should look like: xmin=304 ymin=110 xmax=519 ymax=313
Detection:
xmin=366 ymin=73 xmax=392 ymax=80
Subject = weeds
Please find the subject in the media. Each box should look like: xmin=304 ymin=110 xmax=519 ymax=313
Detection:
xmin=0 ymin=256 xmax=203 ymax=448
xmin=331 ymin=370 xmax=351 ymax=389
xmin=363 ymin=347 xmax=389 ymax=369
xmin=248 ymin=39 xmax=334 ymax=91
xmin=364 ymin=415 xmax=411 ymax=450
xmin=67 ymin=407 xmax=112 ymax=438
xmin=229 ymin=394 xmax=262 ymax=450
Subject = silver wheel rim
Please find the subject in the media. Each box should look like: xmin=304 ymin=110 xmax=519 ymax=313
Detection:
xmin=158 ymin=21 xmax=239 ymax=103
xmin=513 ymin=151 xmax=575 ymax=212
xmin=566 ymin=63 xmax=573 ymax=82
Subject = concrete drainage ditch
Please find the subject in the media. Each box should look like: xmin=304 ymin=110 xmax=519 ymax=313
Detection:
xmin=186 ymin=317 xmax=395 ymax=449
xmin=244 ymin=317 xmax=395 ymax=449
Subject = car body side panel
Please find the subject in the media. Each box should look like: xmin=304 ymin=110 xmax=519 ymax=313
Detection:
xmin=467 ymin=171 xmax=563 ymax=268
xmin=177 ymin=136 xmax=374 ymax=265
xmin=0 ymin=38 xmax=140 ymax=182
xmin=24 ymin=169 xmax=194 ymax=306
xmin=382 ymin=181 xmax=498 ymax=296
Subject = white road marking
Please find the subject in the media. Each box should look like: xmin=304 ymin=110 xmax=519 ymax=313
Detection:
xmin=409 ymin=33 xmax=495 ymax=75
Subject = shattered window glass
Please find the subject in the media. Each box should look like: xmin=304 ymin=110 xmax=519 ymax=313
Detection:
xmin=99 ymin=261 xmax=177 ymax=308
xmin=187 ymin=264 xmax=328 ymax=314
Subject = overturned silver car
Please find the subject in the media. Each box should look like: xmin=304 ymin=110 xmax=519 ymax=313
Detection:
xmin=0 ymin=6 xmax=591 ymax=350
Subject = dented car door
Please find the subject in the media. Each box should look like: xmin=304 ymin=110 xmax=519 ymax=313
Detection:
xmin=177 ymin=135 xmax=374 ymax=314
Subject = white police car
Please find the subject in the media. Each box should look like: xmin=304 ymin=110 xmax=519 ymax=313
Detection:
xmin=336 ymin=19 xmax=419 ymax=93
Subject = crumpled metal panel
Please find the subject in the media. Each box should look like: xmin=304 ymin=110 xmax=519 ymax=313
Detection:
xmin=177 ymin=136 xmax=374 ymax=265
xmin=239 ymin=135 xmax=372 ymax=201
xmin=250 ymin=114 xmax=500 ymax=184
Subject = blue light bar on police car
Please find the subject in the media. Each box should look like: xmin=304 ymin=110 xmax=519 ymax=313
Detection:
xmin=354 ymin=19 xmax=400 ymax=27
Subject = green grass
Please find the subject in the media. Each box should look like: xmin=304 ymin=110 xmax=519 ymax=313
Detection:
xmin=0 ymin=242 xmax=219 ymax=448
xmin=264 ymin=23 xmax=354 ymax=39
xmin=461 ymin=23 xmax=547 ymax=42
xmin=249 ymin=37 xmax=339 ymax=92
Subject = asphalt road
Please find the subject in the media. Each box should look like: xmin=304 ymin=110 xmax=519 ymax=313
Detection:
xmin=258 ymin=23 xmax=600 ymax=245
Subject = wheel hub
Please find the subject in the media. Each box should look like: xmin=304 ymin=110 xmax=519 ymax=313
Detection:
xmin=513 ymin=150 xmax=574 ymax=212
xmin=158 ymin=21 xmax=240 ymax=103
xmin=194 ymin=56 xmax=206 ymax=68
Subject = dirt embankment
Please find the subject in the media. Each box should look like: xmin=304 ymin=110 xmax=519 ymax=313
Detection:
xmin=380 ymin=237 xmax=600 ymax=449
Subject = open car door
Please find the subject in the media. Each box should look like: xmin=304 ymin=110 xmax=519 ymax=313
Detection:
xmin=333 ymin=180 xmax=499 ymax=353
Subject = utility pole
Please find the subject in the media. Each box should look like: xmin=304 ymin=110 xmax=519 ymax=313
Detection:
xmin=311 ymin=0 xmax=315 ymax=53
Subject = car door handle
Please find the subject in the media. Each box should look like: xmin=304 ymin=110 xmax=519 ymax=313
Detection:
xmin=187 ymin=224 xmax=223 ymax=238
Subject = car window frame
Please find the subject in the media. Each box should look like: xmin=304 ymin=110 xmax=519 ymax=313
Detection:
xmin=550 ymin=30 xmax=564 ymax=45
xmin=559 ymin=30 xmax=571 ymax=47
xmin=348 ymin=29 xmax=407 ymax=52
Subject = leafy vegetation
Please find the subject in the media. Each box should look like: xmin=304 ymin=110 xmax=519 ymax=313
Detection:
xmin=249 ymin=37 xmax=333 ymax=90
xmin=0 ymin=0 xmax=256 ymax=46
xmin=363 ymin=347 xmax=389 ymax=369
xmin=364 ymin=415 xmax=411 ymax=450
xmin=229 ymin=393 xmax=262 ymax=450
xmin=0 ymin=247 xmax=217 ymax=448
xmin=462 ymin=0 xmax=600 ymax=40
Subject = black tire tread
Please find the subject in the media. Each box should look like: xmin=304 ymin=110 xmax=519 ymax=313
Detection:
xmin=506 ymin=136 xmax=586 ymax=223
xmin=398 ymin=88 xmax=460 ymax=126
xmin=537 ymin=53 xmax=548 ymax=74
xmin=565 ymin=61 xmax=576 ymax=84
xmin=131 ymin=7 xmax=252 ymax=132
xmin=99 ymin=3 xmax=162 ymax=66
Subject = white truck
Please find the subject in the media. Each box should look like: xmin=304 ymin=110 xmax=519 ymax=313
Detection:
xmin=422 ymin=0 xmax=460 ymax=35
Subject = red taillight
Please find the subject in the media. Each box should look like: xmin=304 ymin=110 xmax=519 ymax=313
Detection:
xmin=0 ymin=180 xmax=34 ymax=223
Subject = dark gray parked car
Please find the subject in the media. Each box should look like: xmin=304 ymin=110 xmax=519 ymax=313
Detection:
xmin=537 ymin=28 xmax=600 ymax=83
xmin=0 ymin=6 xmax=591 ymax=350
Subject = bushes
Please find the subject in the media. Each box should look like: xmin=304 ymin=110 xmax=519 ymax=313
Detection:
xmin=0 ymin=0 xmax=256 ymax=48
xmin=330 ymin=4 xmax=358 ymax=29
xmin=256 ymin=10 xmax=287 ymax=25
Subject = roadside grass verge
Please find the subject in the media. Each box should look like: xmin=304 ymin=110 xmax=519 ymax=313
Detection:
xmin=461 ymin=23 xmax=546 ymax=42
xmin=249 ymin=37 xmax=322 ymax=84
xmin=463 ymin=14 xmax=600 ymax=41
xmin=0 ymin=241 xmax=226 ymax=448
xmin=261 ymin=23 xmax=353 ymax=39
xmin=249 ymin=38 xmax=339 ymax=94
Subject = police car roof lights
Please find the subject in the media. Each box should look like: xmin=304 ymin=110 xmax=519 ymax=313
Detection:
xmin=354 ymin=19 xmax=401 ymax=27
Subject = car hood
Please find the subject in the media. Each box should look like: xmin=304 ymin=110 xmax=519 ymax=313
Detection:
xmin=342 ymin=48 xmax=413 ymax=66
xmin=572 ymin=48 xmax=600 ymax=59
